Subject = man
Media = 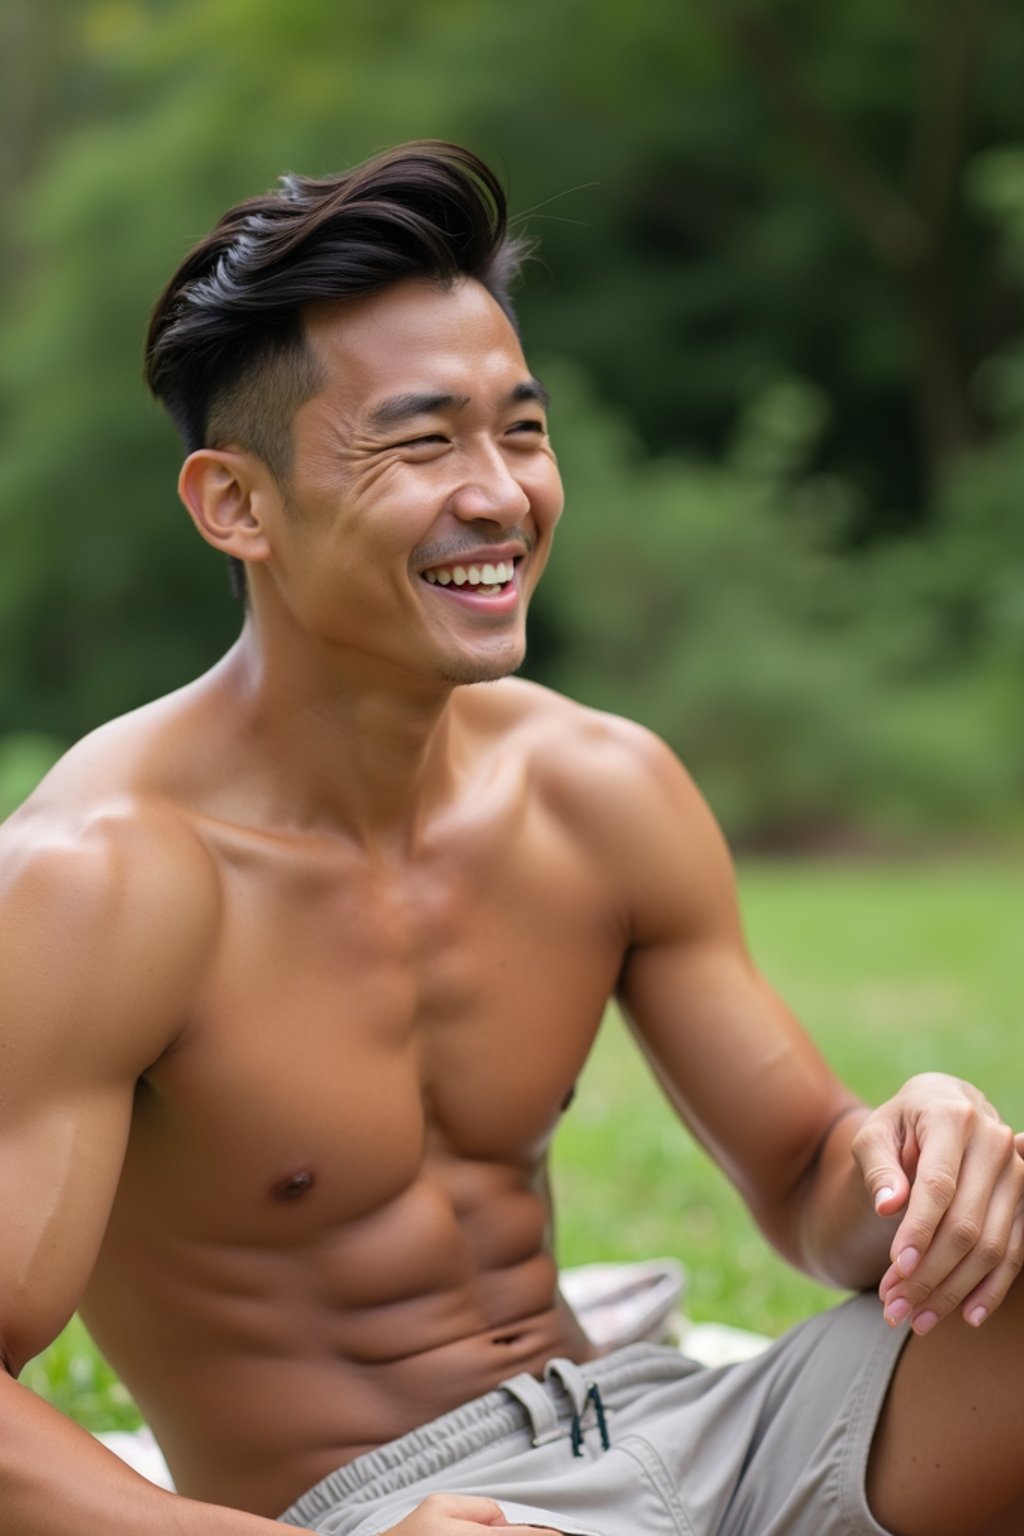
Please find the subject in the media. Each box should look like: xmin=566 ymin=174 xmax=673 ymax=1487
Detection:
xmin=1 ymin=140 xmax=1022 ymax=1536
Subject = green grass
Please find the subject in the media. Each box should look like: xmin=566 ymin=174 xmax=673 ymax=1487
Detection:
xmin=24 ymin=858 xmax=1023 ymax=1428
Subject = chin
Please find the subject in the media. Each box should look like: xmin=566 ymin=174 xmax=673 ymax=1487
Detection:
xmin=434 ymin=645 xmax=525 ymax=687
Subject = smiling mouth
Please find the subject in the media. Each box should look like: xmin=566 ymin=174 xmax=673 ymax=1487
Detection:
xmin=421 ymin=558 xmax=517 ymax=597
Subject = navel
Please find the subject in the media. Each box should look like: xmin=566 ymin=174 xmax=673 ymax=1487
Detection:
xmin=271 ymin=1167 xmax=317 ymax=1202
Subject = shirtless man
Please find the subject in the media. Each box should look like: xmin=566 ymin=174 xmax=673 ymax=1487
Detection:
xmin=1 ymin=141 xmax=1023 ymax=1536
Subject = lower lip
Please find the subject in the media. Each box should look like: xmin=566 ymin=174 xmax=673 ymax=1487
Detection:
xmin=419 ymin=572 xmax=522 ymax=616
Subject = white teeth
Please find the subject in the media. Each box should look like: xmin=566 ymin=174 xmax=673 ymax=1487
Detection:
xmin=423 ymin=559 xmax=516 ymax=589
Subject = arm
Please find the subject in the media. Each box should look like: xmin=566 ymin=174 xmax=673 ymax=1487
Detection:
xmin=606 ymin=732 xmax=890 ymax=1289
xmin=573 ymin=718 xmax=1022 ymax=1326
xmin=0 ymin=811 xmax=308 ymax=1536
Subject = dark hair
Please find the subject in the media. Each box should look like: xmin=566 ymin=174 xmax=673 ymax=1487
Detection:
xmin=145 ymin=140 xmax=529 ymax=598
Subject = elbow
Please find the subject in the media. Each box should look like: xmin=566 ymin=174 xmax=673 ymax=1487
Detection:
xmin=0 ymin=1317 xmax=49 ymax=1382
xmin=0 ymin=1335 xmax=22 ymax=1380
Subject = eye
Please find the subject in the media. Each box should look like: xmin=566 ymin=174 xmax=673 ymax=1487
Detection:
xmin=394 ymin=433 xmax=449 ymax=449
xmin=506 ymin=419 xmax=546 ymax=440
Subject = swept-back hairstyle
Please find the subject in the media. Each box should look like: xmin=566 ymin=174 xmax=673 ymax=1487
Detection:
xmin=145 ymin=140 xmax=529 ymax=597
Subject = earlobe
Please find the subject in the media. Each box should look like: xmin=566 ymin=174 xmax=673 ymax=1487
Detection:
xmin=178 ymin=449 xmax=274 ymax=564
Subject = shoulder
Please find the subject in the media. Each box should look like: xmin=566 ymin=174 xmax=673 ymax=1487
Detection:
xmin=466 ymin=679 xmax=738 ymax=935
xmin=474 ymin=677 xmax=716 ymax=825
xmin=1 ymin=758 xmax=221 ymax=1071
xmin=2 ymin=788 xmax=219 ymax=936
xmin=465 ymin=675 xmax=668 ymax=762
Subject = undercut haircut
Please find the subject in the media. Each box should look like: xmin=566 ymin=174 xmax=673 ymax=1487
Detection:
xmin=145 ymin=141 xmax=530 ymax=598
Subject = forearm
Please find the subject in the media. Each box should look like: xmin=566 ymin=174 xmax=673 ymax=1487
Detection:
xmin=0 ymin=1370 xmax=310 ymax=1536
xmin=793 ymin=1105 xmax=897 ymax=1291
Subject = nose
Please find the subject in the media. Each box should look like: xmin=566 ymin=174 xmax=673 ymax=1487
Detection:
xmin=447 ymin=443 xmax=532 ymax=527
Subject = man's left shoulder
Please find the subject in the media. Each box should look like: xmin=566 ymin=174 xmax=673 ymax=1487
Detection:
xmin=473 ymin=676 xmax=652 ymax=754
xmin=478 ymin=680 xmax=712 ymax=833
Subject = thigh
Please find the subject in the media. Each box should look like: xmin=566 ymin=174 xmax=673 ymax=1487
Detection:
xmin=664 ymin=1294 xmax=905 ymax=1536
xmin=868 ymin=1272 xmax=1024 ymax=1536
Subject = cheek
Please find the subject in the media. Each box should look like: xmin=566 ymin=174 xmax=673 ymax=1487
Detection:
xmin=532 ymin=464 xmax=565 ymax=534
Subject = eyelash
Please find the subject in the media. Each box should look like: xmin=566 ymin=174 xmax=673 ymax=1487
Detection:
xmin=396 ymin=421 xmax=545 ymax=449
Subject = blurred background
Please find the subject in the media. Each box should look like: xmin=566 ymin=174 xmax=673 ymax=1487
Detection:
xmin=2 ymin=0 xmax=1023 ymax=848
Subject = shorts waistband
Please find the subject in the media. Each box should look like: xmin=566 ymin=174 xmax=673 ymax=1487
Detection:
xmin=277 ymin=1342 xmax=694 ymax=1527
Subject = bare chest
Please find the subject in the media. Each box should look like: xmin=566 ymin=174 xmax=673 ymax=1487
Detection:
xmin=119 ymin=817 xmax=623 ymax=1237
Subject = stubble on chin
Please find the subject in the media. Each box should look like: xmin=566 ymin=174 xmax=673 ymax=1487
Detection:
xmin=433 ymin=647 xmax=526 ymax=688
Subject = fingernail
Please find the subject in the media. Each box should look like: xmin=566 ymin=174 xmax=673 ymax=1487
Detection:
xmin=967 ymin=1306 xmax=988 ymax=1328
xmin=874 ymin=1186 xmax=895 ymax=1213
xmin=912 ymin=1310 xmax=939 ymax=1337
xmin=896 ymin=1247 xmax=919 ymax=1279
xmin=884 ymin=1297 xmax=911 ymax=1326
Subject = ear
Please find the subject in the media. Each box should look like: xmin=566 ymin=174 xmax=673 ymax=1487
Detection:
xmin=178 ymin=448 xmax=276 ymax=565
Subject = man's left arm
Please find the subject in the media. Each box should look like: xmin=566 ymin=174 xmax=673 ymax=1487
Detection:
xmin=590 ymin=719 xmax=1024 ymax=1333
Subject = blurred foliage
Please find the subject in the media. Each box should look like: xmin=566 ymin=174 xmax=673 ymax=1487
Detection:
xmin=20 ymin=1315 xmax=141 ymax=1433
xmin=0 ymin=733 xmax=64 ymax=819
xmin=0 ymin=0 xmax=1022 ymax=839
xmin=538 ymin=355 xmax=1024 ymax=839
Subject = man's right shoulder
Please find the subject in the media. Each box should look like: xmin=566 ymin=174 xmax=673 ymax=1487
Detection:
xmin=0 ymin=770 xmax=221 ymax=1066
xmin=1 ymin=788 xmax=218 ymax=911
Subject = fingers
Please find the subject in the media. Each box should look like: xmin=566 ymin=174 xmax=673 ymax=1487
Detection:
xmin=878 ymin=1122 xmax=1024 ymax=1334
xmin=886 ymin=1113 xmax=971 ymax=1270
xmin=853 ymin=1078 xmax=1024 ymax=1336
xmin=850 ymin=1115 xmax=912 ymax=1218
xmin=957 ymin=1204 xmax=1024 ymax=1326
xmin=384 ymin=1492 xmax=564 ymax=1534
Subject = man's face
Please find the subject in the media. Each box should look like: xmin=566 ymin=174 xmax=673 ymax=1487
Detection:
xmin=262 ymin=277 xmax=563 ymax=688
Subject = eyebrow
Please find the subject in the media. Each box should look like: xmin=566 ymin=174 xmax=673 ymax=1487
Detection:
xmin=366 ymin=378 xmax=550 ymax=431
xmin=509 ymin=379 xmax=551 ymax=411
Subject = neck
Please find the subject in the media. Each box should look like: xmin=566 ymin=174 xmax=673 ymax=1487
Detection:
xmin=204 ymin=620 xmax=463 ymax=850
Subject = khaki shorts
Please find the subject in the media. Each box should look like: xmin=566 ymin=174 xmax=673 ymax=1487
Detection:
xmin=278 ymin=1292 xmax=907 ymax=1536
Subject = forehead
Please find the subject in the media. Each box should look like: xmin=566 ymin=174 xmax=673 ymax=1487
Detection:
xmin=301 ymin=278 xmax=531 ymax=421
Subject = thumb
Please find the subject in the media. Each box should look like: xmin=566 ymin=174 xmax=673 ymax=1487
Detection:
xmin=439 ymin=1495 xmax=511 ymax=1526
xmin=850 ymin=1117 xmax=911 ymax=1217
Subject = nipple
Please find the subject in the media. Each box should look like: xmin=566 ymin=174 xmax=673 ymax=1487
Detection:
xmin=271 ymin=1168 xmax=317 ymax=1202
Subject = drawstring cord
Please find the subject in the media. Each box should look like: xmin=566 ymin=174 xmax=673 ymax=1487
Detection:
xmin=569 ymin=1382 xmax=611 ymax=1457
xmin=506 ymin=1359 xmax=613 ymax=1459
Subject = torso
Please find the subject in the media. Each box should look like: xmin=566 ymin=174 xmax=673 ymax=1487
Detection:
xmin=66 ymin=673 xmax=629 ymax=1516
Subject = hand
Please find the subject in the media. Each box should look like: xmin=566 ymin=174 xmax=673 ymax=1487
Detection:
xmin=850 ymin=1073 xmax=1024 ymax=1336
xmin=382 ymin=1492 xmax=563 ymax=1535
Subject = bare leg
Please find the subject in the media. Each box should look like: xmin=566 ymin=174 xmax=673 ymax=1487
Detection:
xmin=868 ymin=1274 xmax=1024 ymax=1535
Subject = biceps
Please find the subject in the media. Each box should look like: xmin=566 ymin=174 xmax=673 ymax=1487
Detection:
xmin=620 ymin=940 xmax=854 ymax=1205
xmin=0 ymin=1085 xmax=133 ymax=1375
